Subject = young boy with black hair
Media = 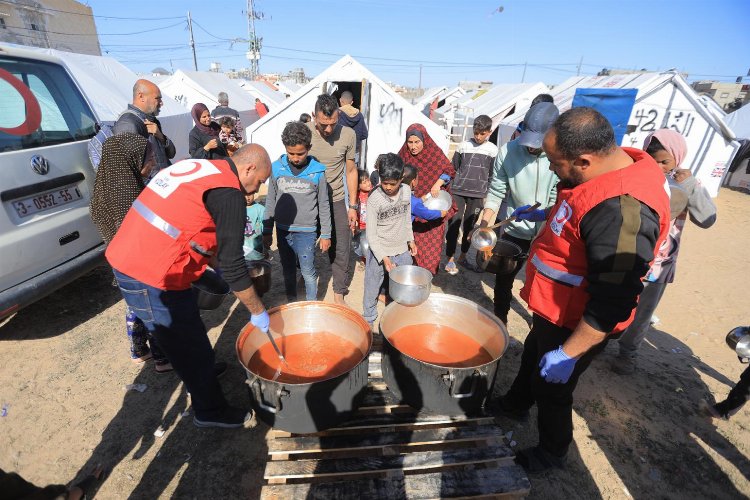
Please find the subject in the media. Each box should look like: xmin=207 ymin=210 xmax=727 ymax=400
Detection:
xmin=363 ymin=153 xmax=417 ymax=326
xmin=445 ymin=114 xmax=497 ymax=274
xmin=263 ymin=121 xmax=332 ymax=301
xmin=402 ymin=164 xmax=448 ymax=222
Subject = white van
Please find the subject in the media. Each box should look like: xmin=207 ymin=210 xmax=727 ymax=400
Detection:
xmin=0 ymin=44 xmax=103 ymax=320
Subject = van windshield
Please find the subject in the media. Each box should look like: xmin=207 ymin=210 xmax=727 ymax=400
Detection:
xmin=0 ymin=56 xmax=97 ymax=153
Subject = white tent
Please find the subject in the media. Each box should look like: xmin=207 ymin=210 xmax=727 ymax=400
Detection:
xmin=437 ymin=83 xmax=548 ymax=142
xmin=723 ymin=103 xmax=750 ymax=192
xmin=237 ymin=80 xmax=286 ymax=107
xmin=414 ymin=86 xmax=447 ymax=110
xmin=275 ymin=80 xmax=301 ymax=97
xmin=415 ymin=86 xmax=467 ymax=117
xmin=246 ymin=55 xmax=450 ymax=173
xmin=159 ymin=70 xmax=260 ymax=131
xmin=2 ymin=44 xmax=194 ymax=159
xmin=726 ymin=103 xmax=750 ymax=140
xmin=496 ymin=72 xmax=739 ymax=197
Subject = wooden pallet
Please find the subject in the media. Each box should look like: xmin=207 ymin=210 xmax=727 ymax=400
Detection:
xmin=260 ymin=351 xmax=530 ymax=499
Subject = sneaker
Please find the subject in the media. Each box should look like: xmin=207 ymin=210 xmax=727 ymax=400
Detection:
xmin=486 ymin=396 xmax=530 ymax=422
xmin=444 ymin=261 xmax=459 ymax=275
xmin=611 ymin=354 xmax=637 ymax=375
xmin=193 ymin=406 xmax=256 ymax=429
xmin=515 ymin=446 xmax=566 ymax=474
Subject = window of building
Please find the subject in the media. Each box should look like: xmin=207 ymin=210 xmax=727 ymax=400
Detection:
xmin=0 ymin=18 xmax=6 ymax=29
xmin=720 ymin=92 xmax=730 ymax=98
xmin=30 ymin=23 xmax=39 ymax=31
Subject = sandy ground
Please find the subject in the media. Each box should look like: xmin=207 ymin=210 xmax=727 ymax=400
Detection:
xmin=1 ymin=188 xmax=749 ymax=499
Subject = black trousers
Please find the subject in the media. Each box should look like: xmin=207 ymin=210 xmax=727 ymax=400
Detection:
xmin=503 ymin=314 xmax=608 ymax=457
xmin=493 ymin=233 xmax=532 ymax=322
xmin=328 ymin=199 xmax=353 ymax=295
xmin=715 ymin=365 xmax=750 ymax=417
xmin=445 ymin=195 xmax=483 ymax=257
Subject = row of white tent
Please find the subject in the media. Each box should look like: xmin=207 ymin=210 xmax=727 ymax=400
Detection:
xmin=8 ymin=43 xmax=746 ymax=197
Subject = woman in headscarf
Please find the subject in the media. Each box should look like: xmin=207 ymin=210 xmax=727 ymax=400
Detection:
xmin=397 ymin=123 xmax=456 ymax=275
xmin=189 ymin=102 xmax=228 ymax=160
xmin=612 ymin=128 xmax=717 ymax=375
xmin=89 ymin=133 xmax=172 ymax=372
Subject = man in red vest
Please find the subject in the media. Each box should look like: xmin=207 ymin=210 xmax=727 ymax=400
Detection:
xmin=488 ymin=108 xmax=670 ymax=473
xmin=107 ymin=144 xmax=272 ymax=429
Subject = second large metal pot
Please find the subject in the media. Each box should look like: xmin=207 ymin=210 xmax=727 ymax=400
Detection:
xmin=379 ymin=293 xmax=509 ymax=416
xmin=236 ymin=302 xmax=371 ymax=433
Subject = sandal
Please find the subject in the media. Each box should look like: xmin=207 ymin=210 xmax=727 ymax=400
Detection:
xmin=444 ymin=261 xmax=459 ymax=275
xmin=131 ymin=352 xmax=152 ymax=364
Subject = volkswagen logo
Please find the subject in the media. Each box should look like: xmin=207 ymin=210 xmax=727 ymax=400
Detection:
xmin=31 ymin=155 xmax=49 ymax=175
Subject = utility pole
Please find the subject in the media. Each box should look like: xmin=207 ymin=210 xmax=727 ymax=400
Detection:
xmin=246 ymin=0 xmax=262 ymax=79
xmin=576 ymin=56 xmax=583 ymax=76
xmin=187 ymin=11 xmax=198 ymax=71
xmin=418 ymin=64 xmax=422 ymax=95
xmin=521 ymin=61 xmax=527 ymax=83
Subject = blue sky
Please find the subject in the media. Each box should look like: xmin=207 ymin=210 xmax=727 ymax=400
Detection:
xmin=88 ymin=0 xmax=750 ymax=88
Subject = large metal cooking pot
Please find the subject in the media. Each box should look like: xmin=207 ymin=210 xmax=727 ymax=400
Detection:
xmin=475 ymin=240 xmax=523 ymax=275
xmin=191 ymin=268 xmax=230 ymax=310
xmin=726 ymin=326 xmax=750 ymax=360
xmin=389 ymin=265 xmax=432 ymax=306
xmin=236 ymin=302 xmax=372 ymax=433
xmin=380 ymin=293 xmax=509 ymax=416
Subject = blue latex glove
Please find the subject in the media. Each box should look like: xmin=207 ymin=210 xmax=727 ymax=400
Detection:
xmin=539 ymin=346 xmax=577 ymax=384
xmin=250 ymin=310 xmax=270 ymax=333
xmin=512 ymin=204 xmax=546 ymax=222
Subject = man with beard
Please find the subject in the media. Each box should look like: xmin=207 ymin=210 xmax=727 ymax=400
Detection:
xmin=488 ymin=107 xmax=670 ymax=473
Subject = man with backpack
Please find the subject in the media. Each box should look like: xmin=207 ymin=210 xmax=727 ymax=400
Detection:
xmin=112 ymin=79 xmax=175 ymax=175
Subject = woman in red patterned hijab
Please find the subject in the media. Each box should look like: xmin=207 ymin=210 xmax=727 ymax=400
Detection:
xmin=397 ymin=123 xmax=456 ymax=275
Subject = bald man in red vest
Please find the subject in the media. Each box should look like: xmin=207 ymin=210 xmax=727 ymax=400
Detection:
xmin=488 ymin=108 xmax=670 ymax=473
xmin=107 ymin=144 xmax=271 ymax=429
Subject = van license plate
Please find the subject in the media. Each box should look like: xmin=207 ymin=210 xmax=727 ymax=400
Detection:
xmin=12 ymin=185 xmax=83 ymax=218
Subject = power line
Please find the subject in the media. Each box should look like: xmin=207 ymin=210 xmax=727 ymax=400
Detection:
xmin=5 ymin=20 xmax=186 ymax=37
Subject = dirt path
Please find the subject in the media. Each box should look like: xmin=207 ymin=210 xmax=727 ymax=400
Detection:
xmin=1 ymin=189 xmax=748 ymax=499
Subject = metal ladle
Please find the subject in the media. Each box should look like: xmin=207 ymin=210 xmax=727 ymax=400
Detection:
xmin=470 ymin=202 xmax=541 ymax=251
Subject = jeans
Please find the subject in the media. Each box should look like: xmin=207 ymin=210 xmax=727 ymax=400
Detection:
xmin=502 ymin=314 xmax=608 ymax=457
xmin=113 ymin=269 xmax=228 ymax=420
xmin=715 ymin=365 xmax=750 ymax=417
xmin=125 ymin=306 xmax=167 ymax=364
xmin=362 ymin=250 xmax=413 ymax=323
xmin=616 ymin=281 xmax=667 ymax=357
xmin=445 ymin=195 xmax=483 ymax=257
xmin=493 ymin=233 xmax=532 ymax=323
xmin=277 ymin=229 xmax=318 ymax=301
xmin=328 ymin=199 xmax=353 ymax=295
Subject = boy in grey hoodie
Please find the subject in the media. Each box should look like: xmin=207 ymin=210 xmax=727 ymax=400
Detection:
xmin=263 ymin=121 xmax=332 ymax=301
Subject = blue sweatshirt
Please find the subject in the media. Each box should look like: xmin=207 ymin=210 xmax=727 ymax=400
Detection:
xmin=263 ymin=155 xmax=332 ymax=238
xmin=411 ymin=195 xmax=443 ymax=222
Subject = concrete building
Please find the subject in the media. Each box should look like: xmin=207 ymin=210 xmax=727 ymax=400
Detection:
xmin=692 ymin=81 xmax=749 ymax=112
xmin=0 ymin=0 xmax=101 ymax=56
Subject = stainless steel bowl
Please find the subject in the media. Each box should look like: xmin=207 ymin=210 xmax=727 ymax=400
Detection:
xmin=247 ymin=259 xmax=272 ymax=295
xmin=352 ymin=231 xmax=370 ymax=258
xmin=668 ymin=179 xmax=689 ymax=219
xmin=389 ymin=265 xmax=432 ymax=306
xmin=726 ymin=326 xmax=750 ymax=359
xmin=470 ymin=227 xmax=498 ymax=251
xmin=422 ymin=190 xmax=452 ymax=211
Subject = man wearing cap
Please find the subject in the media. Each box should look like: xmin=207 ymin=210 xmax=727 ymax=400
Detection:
xmin=477 ymin=102 xmax=561 ymax=325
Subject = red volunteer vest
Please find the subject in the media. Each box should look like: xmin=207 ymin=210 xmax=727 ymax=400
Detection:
xmin=520 ymin=148 xmax=670 ymax=333
xmin=106 ymin=159 xmax=241 ymax=290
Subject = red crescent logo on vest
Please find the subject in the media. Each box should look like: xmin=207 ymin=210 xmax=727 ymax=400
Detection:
xmin=0 ymin=68 xmax=43 ymax=136
xmin=554 ymin=203 xmax=572 ymax=223
xmin=170 ymin=161 xmax=203 ymax=177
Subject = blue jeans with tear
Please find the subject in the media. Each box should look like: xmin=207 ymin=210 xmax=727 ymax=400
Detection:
xmin=277 ymin=229 xmax=318 ymax=301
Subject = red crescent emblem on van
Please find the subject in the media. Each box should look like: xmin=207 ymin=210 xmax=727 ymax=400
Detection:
xmin=170 ymin=162 xmax=202 ymax=177
xmin=0 ymin=68 xmax=43 ymax=136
